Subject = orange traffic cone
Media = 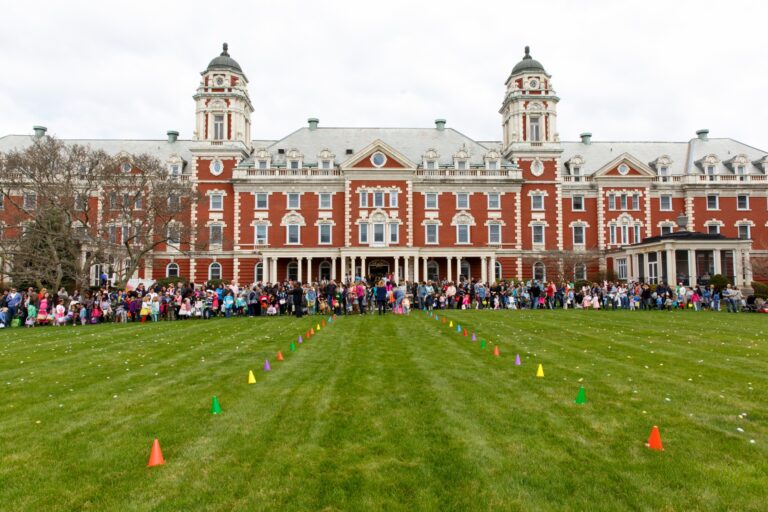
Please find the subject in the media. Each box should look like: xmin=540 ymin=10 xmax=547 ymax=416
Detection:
xmin=493 ymin=345 xmax=500 ymax=357
xmin=646 ymin=426 xmax=664 ymax=451
xmin=310 ymin=328 xmax=315 ymax=335
xmin=277 ymin=351 xmax=284 ymax=361
xmin=463 ymin=329 xmax=468 ymax=337
xmin=147 ymin=438 xmax=165 ymax=467
xmin=322 ymin=319 xmax=326 ymax=327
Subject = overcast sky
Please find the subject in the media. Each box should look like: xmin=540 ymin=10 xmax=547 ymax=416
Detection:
xmin=1 ymin=1 xmax=766 ymax=148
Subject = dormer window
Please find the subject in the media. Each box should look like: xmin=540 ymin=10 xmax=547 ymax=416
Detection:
xmin=487 ymin=160 xmax=498 ymax=171
xmin=456 ymin=160 xmax=467 ymax=170
xmin=321 ymin=160 xmax=332 ymax=170
xmin=169 ymin=164 xmax=181 ymax=176
xmin=289 ymin=160 xmax=300 ymax=170
xmin=572 ymin=166 xmax=581 ymax=182
xmin=258 ymin=160 xmax=268 ymax=170
xmin=425 ymin=160 xmax=436 ymax=170
xmin=706 ymin=165 xmax=716 ymax=181
xmin=658 ymin=166 xmax=669 ymax=182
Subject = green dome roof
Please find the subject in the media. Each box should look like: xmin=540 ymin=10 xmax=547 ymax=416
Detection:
xmin=511 ymin=46 xmax=546 ymax=75
xmin=207 ymin=43 xmax=242 ymax=73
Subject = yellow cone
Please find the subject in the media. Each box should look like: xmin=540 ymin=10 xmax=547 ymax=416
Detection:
xmin=248 ymin=370 xmax=256 ymax=384
xmin=449 ymin=321 xmax=454 ymax=328
xmin=316 ymin=323 xmax=321 ymax=331
xmin=536 ymin=364 xmax=544 ymax=378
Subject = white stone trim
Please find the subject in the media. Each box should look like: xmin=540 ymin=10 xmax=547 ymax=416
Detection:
xmin=450 ymin=211 xmax=476 ymax=226
xmin=280 ymin=211 xmax=306 ymax=227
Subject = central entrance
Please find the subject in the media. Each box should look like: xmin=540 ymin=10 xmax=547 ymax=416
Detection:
xmin=368 ymin=259 xmax=390 ymax=281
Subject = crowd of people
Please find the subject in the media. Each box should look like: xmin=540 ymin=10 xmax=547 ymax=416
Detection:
xmin=1 ymin=275 xmax=765 ymax=329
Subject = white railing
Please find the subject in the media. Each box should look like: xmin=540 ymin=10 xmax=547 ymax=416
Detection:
xmin=651 ymin=174 xmax=767 ymax=184
xmin=233 ymin=168 xmax=342 ymax=179
xmin=415 ymin=168 xmax=522 ymax=179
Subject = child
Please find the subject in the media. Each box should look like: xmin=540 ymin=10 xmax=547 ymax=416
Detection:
xmin=140 ymin=297 xmax=151 ymax=323
xmin=151 ymin=296 xmax=160 ymax=322
xmin=402 ymin=296 xmax=411 ymax=315
xmin=266 ymin=303 xmax=277 ymax=316
xmin=26 ymin=302 xmax=38 ymax=327
xmin=55 ymin=301 xmax=67 ymax=326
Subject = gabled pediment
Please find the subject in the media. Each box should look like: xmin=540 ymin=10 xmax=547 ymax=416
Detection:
xmin=341 ymin=140 xmax=416 ymax=170
xmin=592 ymin=153 xmax=656 ymax=179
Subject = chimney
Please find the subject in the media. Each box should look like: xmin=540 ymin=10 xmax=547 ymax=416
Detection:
xmin=308 ymin=118 xmax=319 ymax=130
xmin=167 ymin=130 xmax=179 ymax=143
xmin=580 ymin=132 xmax=592 ymax=145
xmin=696 ymin=129 xmax=709 ymax=141
xmin=33 ymin=126 xmax=47 ymax=139
xmin=435 ymin=119 xmax=446 ymax=131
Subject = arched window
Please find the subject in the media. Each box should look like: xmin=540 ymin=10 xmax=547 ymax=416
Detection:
xmin=574 ymin=263 xmax=587 ymax=281
xmin=495 ymin=261 xmax=502 ymax=282
xmin=533 ymin=261 xmax=546 ymax=281
xmin=286 ymin=261 xmax=298 ymax=281
xmin=208 ymin=262 xmax=222 ymax=281
xmin=319 ymin=261 xmax=331 ymax=281
xmin=460 ymin=260 xmax=471 ymax=281
xmin=254 ymin=262 xmax=263 ymax=283
xmin=427 ymin=260 xmax=439 ymax=282
xmin=166 ymin=263 xmax=179 ymax=278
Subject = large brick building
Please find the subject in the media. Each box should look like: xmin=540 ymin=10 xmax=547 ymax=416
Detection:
xmin=2 ymin=44 xmax=766 ymax=287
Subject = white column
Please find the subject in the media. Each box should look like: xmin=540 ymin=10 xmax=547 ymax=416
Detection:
xmin=307 ymin=257 xmax=313 ymax=284
xmin=331 ymin=256 xmax=337 ymax=280
xmin=456 ymin=256 xmax=462 ymax=282
xmin=297 ymin=257 xmax=303 ymax=283
xmin=743 ymin=249 xmax=753 ymax=286
xmin=490 ymin=254 xmax=497 ymax=283
xmin=481 ymin=256 xmax=488 ymax=284
xmin=262 ymin=256 xmax=269 ymax=283
xmin=404 ymin=255 xmax=410 ymax=283
xmin=272 ymin=258 xmax=278 ymax=283
xmin=713 ymin=249 xmax=721 ymax=276
xmin=666 ymin=249 xmax=675 ymax=285
xmin=733 ymin=250 xmax=742 ymax=286
xmin=688 ymin=249 xmax=697 ymax=286
xmin=414 ymin=256 xmax=420 ymax=282
xmin=361 ymin=256 xmax=366 ymax=281
xmin=341 ymin=256 xmax=347 ymax=283
xmin=393 ymin=256 xmax=399 ymax=283
xmin=447 ymin=256 xmax=453 ymax=282
xmin=423 ymin=257 xmax=428 ymax=281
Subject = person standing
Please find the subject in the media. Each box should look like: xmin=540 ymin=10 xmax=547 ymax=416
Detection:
xmin=290 ymin=282 xmax=305 ymax=318
xmin=376 ymin=280 xmax=388 ymax=315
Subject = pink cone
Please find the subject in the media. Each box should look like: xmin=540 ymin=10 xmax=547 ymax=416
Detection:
xmin=515 ymin=354 xmax=521 ymax=366
xmin=471 ymin=333 xmax=477 ymax=341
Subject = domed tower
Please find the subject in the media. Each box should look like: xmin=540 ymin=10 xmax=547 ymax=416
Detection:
xmin=193 ymin=43 xmax=253 ymax=149
xmin=500 ymin=46 xmax=561 ymax=160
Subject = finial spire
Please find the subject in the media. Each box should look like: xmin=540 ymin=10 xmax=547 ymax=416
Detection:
xmin=221 ymin=43 xmax=229 ymax=56
xmin=524 ymin=46 xmax=531 ymax=59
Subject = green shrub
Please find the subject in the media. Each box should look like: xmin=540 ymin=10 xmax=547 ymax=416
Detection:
xmin=751 ymin=281 xmax=768 ymax=299
xmin=709 ymin=274 xmax=729 ymax=290
xmin=154 ymin=276 xmax=188 ymax=289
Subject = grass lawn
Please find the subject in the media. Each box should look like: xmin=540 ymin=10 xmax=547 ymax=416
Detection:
xmin=1 ymin=310 xmax=766 ymax=511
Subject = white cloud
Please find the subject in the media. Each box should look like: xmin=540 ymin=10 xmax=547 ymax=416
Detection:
xmin=1 ymin=0 xmax=766 ymax=148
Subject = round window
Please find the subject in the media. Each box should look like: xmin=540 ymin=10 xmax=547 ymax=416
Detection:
xmin=618 ymin=163 xmax=630 ymax=175
xmin=371 ymin=152 xmax=387 ymax=167
xmin=215 ymin=77 xmax=225 ymax=86
xmin=121 ymin=162 xmax=132 ymax=173
xmin=531 ymin=160 xmax=544 ymax=176
xmin=210 ymin=160 xmax=224 ymax=175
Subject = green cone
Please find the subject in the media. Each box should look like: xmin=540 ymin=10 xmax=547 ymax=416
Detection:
xmin=480 ymin=339 xmax=486 ymax=349
xmin=211 ymin=395 xmax=222 ymax=414
xmin=290 ymin=342 xmax=296 ymax=352
xmin=575 ymin=386 xmax=586 ymax=405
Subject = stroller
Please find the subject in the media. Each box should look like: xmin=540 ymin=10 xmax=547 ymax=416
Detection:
xmin=743 ymin=295 xmax=758 ymax=313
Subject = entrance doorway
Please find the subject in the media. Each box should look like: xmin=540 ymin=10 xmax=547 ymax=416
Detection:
xmin=368 ymin=259 xmax=390 ymax=281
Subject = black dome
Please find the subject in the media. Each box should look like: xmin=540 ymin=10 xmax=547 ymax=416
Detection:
xmin=207 ymin=43 xmax=242 ymax=73
xmin=511 ymin=46 xmax=546 ymax=75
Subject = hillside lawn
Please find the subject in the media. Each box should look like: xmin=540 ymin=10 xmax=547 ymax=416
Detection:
xmin=1 ymin=310 xmax=766 ymax=511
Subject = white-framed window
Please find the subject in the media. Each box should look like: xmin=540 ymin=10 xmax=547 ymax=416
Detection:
xmin=738 ymin=224 xmax=751 ymax=240
xmin=319 ymin=223 xmax=332 ymax=244
xmin=373 ymin=223 xmax=385 ymax=243
xmin=213 ymin=115 xmax=225 ymax=140
xmin=456 ymin=160 xmax=467 ymax=170
xmin=254 ymin=262 xmax=264 ymax=282
xmin=208 ymin=262 xmax=222 ymax=281
xmin=210 ymin=193 xmax=223 ymax=211
xmin=167 ymin=193 xmax=181 ymax=211
xmin=532 ymin=225 xmax=545 ymax=245
xmin=660 ymin=195 xmax=672 ymax=211
xmin=487 ymin=192 xmax=500 ymax=209
xmin=634 ymin=224 xmax=642 ymax=244
xmin=134 ymin=195 xmax=143 ymax=210
xmin=425 ymin=160 xmax=436 ymax=170
xmin=620 ymin=225 xmax=629 ymax=245
xmin=167 ymin=225 xmax=181 ymax=245
xmin=258 ymin=160 xmax=268 ymax=170
xmin=166 ymin=263 xmax=179 ymax=278
xmin=319 ymin=193 xmax=332 ymax=209
xmin=456 ymin=192 xmax=469 ymax=209
xmin=320 ymin=159 xmax=332 ymax=170
xmin=572 ymin=166 xmax=582 ymax=182
xmin=572 ymin=225 xmax=585 ymax=245
xmin=121 ymin=162 xmax=133 ymax=173
xmin=707 ymin=224 xmax=720 ymax=235
xmin=286 ymin=261 xmax=298 ymax=281
xmin=359 ymin=223 xmax=369 ymax=243
xmin=254 ymin=224 xmax=268 ymax=245
xmin=608 ymin=194 xmax=616 ymax=210
xmin=706 ymin=165 xmax=717 ymax=180
xmin=425 ymin=193 xmax=438 ymax=209
xmin=389 ymin=223 xmax=399 ymax=244
xmin=661 ymin=225 xmax=673 ymax=236
xmin=707 ymin=194 xmax=719 ymax=210
xmin=286 ymin=224 xmax=300 ymax=244
xmin=617 ymin=258 xmax=628 ymax=280
xmin=609 ymin=225 xmax=616 ymax=245
xmin=533 ymin=261 xmax=545 ymax=281
xmin=658 ymin=166 xmax=669 ymax=182
xmin=488 ymin=223 xmax=501 ymax=244
xmin=531 ymin=194 xmax=544 ymax=211
xmin=108 ymin=225 xmax=117 ymax=244
xmin=122 ymin=225 xmax=131 ymax=245
xmin=289 ymin=160 xmax=300 ymax=170
xmin=287 ymin=193 xmax=300 ymax=209
xmin=74 ymin=193 xmax=86 ymax=211
xmin=487 ymin=160 xmax=499 ymax=171
xmin=632 ymin=194 xmax=640 ymax=210
xmin=23 ymin=192 xmax=37 ymax=210
xmin=255 ymin=193 xmax=268 ymax=209
xmin=495 ymin=261 xmax=502 ymax=281
xmin=529 ymin=116 xmax=541 ymax=142
xmin=574 ymin=263 xmax=587 ymax=281
xmin=571 ymin=195 xmax=584 ymax=211
xmin=456 ymin=224 xmax=470 ymax=244
xmin=425 ymin=224 xmax=438 ymax=244
xmin=359 ymin=190 xmax=368 ymax=208
xmin=209 ymin=224 xmax=223 ymax=246
xmin=373 ymin=191 xmax=384 ymax=208
xmin=737 ymin=194 xmax=750 ymax=210
xmin=389 ymin=191 xmax=399 ymax=208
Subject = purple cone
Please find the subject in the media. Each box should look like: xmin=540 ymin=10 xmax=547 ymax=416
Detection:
xmin=298 ymin=335 xmax=303 ymax=344
xmin=515 ymin=354 xmax=521 ymax=366
xmin=264 ymin=359 xmax=271 ymax=371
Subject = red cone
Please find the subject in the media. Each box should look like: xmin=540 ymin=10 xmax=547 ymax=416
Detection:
xmin=147 ymin=438 xmax=165 ymax=467
xmin=646 ymin=426 xmax=664 ymax=451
